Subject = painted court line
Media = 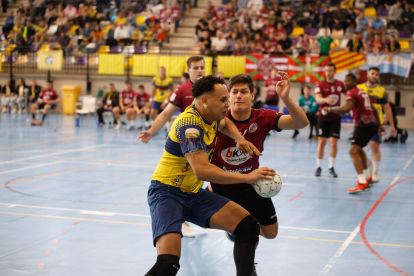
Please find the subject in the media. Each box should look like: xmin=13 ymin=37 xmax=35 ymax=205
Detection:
xmin=0 ymin=153 xmax=145 ymax=188
xmin=289 ymin=192 xmax=303 ymax=201
xmin=317 ymin=224 xmax=361 ymax=276
xmin=0 ymin=161 xmax=65 ymax=175
xmin=1 ymin=211 xmax=412 ymax=249
xmin=0 ymin=144 xmax=108 ymax=165
xmin=37 ymin=263 xmax=45 ymax=269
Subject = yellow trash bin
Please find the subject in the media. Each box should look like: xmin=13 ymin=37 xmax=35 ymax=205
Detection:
xmin=61 ymin=85 xmax=82 ymax=115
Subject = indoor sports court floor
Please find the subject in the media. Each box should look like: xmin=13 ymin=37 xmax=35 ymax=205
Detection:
xmin=0 ymin=114 xmax=413 ymax=276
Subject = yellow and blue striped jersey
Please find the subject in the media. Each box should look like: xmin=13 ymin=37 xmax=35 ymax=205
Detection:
xmin=151 ymin=104 xmax=220 ymax=193
xmin=152 ymin=76 xmax=173 ymax=103
xmin=357 ymin=83 xmax=388 ymax=124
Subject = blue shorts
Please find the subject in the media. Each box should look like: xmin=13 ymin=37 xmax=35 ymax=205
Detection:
xmin=370 ymin=133 xmax=382 ymax=144
xmin=151 ymin=101 xmax=162 ymax=110
xmin=148 ymin=180 xmax=230 ymax=246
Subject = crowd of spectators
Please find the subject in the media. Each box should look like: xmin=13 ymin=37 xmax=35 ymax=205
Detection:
xmin=196 ymin=0 xmax=413 ymax=56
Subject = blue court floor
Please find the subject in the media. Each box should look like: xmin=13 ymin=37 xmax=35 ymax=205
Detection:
xmin=0 ymin=113 xmax=413 ymax=276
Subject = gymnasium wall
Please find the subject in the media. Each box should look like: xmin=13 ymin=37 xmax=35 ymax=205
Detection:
xmin=1 ymin=74 xmax=413 ymax=130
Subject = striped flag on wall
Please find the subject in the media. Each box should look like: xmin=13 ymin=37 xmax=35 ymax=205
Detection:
xmin=330 ymin=51 xmax=366 ymax=73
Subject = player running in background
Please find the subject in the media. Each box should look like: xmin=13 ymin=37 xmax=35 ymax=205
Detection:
xmin=113 ymin=81 xmax=136 ymax=130
xmin=357 ymin=67 xmax=395 ymax=182
xmin=209 ymin=72 xmax=308 ymax=275
xmin=150 ymin=67 xmax=173 ymax=132
xmin=134 ymin=85 xmax=151 ymax=130
xmin=138 ymin=56 xmax=205 ymax=237
xmin=314 ymin=63 xmax=346 ymax=177
xmin=292 ymin=85 xmax=319 ymax=139
xmin=322 ymin=74 xmax=383 ymax=193
xmin=145 ymin=76 xmax=276 ymax=276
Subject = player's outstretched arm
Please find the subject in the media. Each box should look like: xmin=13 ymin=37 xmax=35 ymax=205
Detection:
xmin=218 ymin=117 xmax=262 ymax=158
xmin=186 ymin=151 xmax=275 ymax=184
xmin=275 ymin=71 xmax=309 ymax=130
xmin=323 ymin=100 xmax=354 ymax=114
xmin=137 ymin=103 xmax=180 ymax=143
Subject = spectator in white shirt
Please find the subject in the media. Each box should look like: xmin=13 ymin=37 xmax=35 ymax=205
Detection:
xmin=114 ymin=22 xmax=132 ymax=45
xmin=211 ymin=30 xmax=227 ymax=52
xmin=247 ymin=0 xmax=263 ymax=16
xmin=250 ymin=11 xmax=263 ymax=34
xmin=388 ymin=1 xmax=403 ymax=29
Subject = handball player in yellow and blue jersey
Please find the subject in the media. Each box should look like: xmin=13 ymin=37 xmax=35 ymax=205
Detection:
xmin=144 ymin=76 xmax=277 ymax=276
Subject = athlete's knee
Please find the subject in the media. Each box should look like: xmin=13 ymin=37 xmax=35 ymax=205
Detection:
xmin=371 ymin=141 xmax=380 ymax=153
xmin=349 ymin=145 xmax=361 ymax=156
xmin=145 ymin=254 xmax=180 ymax=276
xmin=261 ymin=225 xmax=278 ymax=239
xmin=318 ymin=138 xmax=327 ymax=146
xmin=233 ymin=215 xmax=260 ymax=244
xmin=330 ymin=138 xmax=338 ymax=147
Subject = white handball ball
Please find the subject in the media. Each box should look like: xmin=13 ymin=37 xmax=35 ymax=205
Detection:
xmin=254 ymin=174 xmax=282 ymax=198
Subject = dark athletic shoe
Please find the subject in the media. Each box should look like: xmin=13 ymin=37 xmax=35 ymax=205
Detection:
xmin=225 ymin=231 xmax=236 ymax=243
xmin=328 ymin=167 xmax=338 ymax=178
xmin=315 ymin=167 xmax=322 ymax=177
xmin=251 ymin=263 xmax=258 ymax=276
xmin=292 ymin=130 xmax=299 ymax=138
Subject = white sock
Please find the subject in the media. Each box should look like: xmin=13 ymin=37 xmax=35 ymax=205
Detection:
xmin=317 ymin=158 xmax=323 ymax=168
xmin=363 ymin=169 xmax=370 ymax=179
xmin=117 ymin=119 xmax=121 ymax=125
xmin=358 ymin=174 xmax=366 ymax=184
xmin=372 ymin=161 xmax=380 ymax=175
xmin=145 ymin=121 xmax=150 ymax=127
xmin=329 ymin=157 xmax=336 ymax=169
xmin=150 ymin=120 xmax=154 ymax=126
xmin=129 ymin=120 xmax=134 ymax=126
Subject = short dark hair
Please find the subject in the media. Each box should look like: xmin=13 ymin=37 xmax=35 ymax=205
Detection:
xmin=346 ymin=74 xmax=357 ymax=81
xmin=47 ymin=80 xmax=53 ymax=84
xmin=182 ymin=73 xmax=190 ymax=80
xmin=187 ymin=56 xmax=204 ymax=69
xmin=192 ymin=75 xmax=225 ymax=98
xmin=138 ymin=84 xmax=144 ymax=89
xmin=160 ymin=66 xmax=165 ymax=70
xmin=125 ymin=80 xmax=131 ymax=84
xmin=369 ymin=66 xmax=380 ymax=73
xmin=228 ymin=73 xmax=254 ymax=94
xmin=304 ymin=85 xmax=311 ymax=90
xmin=326 ymin=62 xmax=336 ymax=71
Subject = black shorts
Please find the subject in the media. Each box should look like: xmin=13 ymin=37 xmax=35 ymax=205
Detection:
xmin=352 ymin=124 xmax=378 ymax=148
xmin=318 ymin=117 xmax=341 ymax=139
xmin=38 ymin=103 xmax=57 ymax=110
xmin=212 ymin=186 xmax=277 ymax=226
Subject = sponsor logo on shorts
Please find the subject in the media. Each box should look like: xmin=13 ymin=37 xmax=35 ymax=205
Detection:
xmin=332 ymin=133 xmax=339 ymax=137
xmin=270 ymin=214 xmax=277 ymax=219
xmin=221 ymin=147 xmax=250 ymax=165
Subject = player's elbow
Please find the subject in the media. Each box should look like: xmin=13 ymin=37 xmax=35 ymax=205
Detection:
xmin=193 ymin=168 xmax=207 ymax=182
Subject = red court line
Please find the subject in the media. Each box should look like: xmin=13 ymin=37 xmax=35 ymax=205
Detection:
xmin=289 ymin=192 xmax=303 ymax=202
xmin=43 ymin=250 xmax=50 ymax=256
xmin=92 ymin=181 xmax=102 ymax=184
xmin=38 ymin=263 xmax=45 ymax=269
xmin=0 ymin=154 xmax=144 ymax=188
xmin=61 ymin=230 xmax=68 ymax=234
xmin=51 ymin=239 xmax=58 ymax=244
xmin=99 ymin=208 xmax=106 ymax=211
xmin=73 ymin=222 xmax=79 ymax=225
xmin=360 ymin=176 xmax=414 ymax=276
xmin=113 ymin=203 xmax=121 ymax=206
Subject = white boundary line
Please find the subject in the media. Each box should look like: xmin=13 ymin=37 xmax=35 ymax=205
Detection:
xmin=0 ymin=144 xmax=108 ymax=165
xmin=0 ymin=161 xmax=65 ymax=175
xmin=317 ymin=225 xmax=360 ymax=276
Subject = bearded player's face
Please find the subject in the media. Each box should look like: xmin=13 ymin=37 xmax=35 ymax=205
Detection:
xmin=368 ymin=69 xmax=379 ymax=84
xmin=229 ymin=83 xmax=254 ymax=113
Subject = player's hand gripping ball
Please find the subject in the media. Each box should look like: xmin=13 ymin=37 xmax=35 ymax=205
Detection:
xmin=254 ymin=174 xmax=282 ymax=198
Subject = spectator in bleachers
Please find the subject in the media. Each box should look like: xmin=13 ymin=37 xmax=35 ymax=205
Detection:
xmin=253 ymin=32 xmax=264 ymax=50
xmin=322 ymin=6 xmax=333 ymax=30
xmin=7 ymin=30 xmax=16 ymax=44
xmin=259 ymin=2 xmax=270 ymax=18
xmin=15 ymin=78 xmax=28 ymax=114
xmin=91 ymin=25 xmax=104 ymax=45
xmin=388 ymin=1 xmax=403 ymax=29
xmin=114 ymin=11 xmax=127 ymax=25
xmin=239 ymin=10 xmax=251 ymax=29
xmin=178 ymin=0 xmax=190 ymax=15
xmin=64 ymin=3 xmax=78 ymax=22
xmin=97 ymin=83 xmax=119 ymax=127
xmin=2 ymin=12 xmax=15 ymax=36
xmin=115 ymin=22 xmax=132 ymax=45
xmin=228 ymin=32 xmax=242 ymax=50
xmin=126 ymin=10 xmax=137 ymax=27
xmin=213 ymin=11 xmax=226 ymax=30
xmin=160 ymin=10 xmax=175 ymax=34
xmin=356 ymin=11 xmax=369 ymax=41
xmin=44 ymin=3 xmax=57 ymax=25
xmin=317 ymin=28 xmax=334 ymax=55
xmin=275 ymin=21 xmax=287 ymax=39
xmin=401 ymin=3 xmax=414 ymax=33
xmin=131 ymin=26 xmax=142 ymax=46
xmin=268 ymin=31 xmax=278 ymax=48
xmin=206 ymin=1 xmax=216 ymax=19
xmin=250 ymin=11 xmax=264 ymax=34
xmin=80 ymin=22 xmax=93 ymax=44
xmin=263 ymin=40 xmax=276 ymax=52
xmin=56 ymin=14 xmax=68 ymax=34
xmin=224 ymin=3 xmax=236 ymax=22
xmin=222 ymin=20 xmax=233 ymax=39
xmin=386 ymin=35 xmax=401 ymax=55
xmin=34 ymin=20 xmax=47 ymax=44
xmin=23 ymin=19 xmax=37 ymax=46
xmin=134 ymin=85 xmax=151 ymax=130
xmin=171 ymin=2 xmax=182 ymax=27
xmin=13 ymin=21 xmax=23 ymax=34
xmin=1 ymin=80 xmax=16 ymax=114
xmin=196 ymin=11 xmax=209 ymax=36
xmin=29 ymin=80 xmax=41 ymax=106
xmin=25 ymin=2 xmax=37 ymax=19
xmin=233 ymin=43 xmax=245 ymax=55
xmin=369 ymin=14 xmax=385 ymax=38
xmin=198 ymin=30 xmax=212 ymax=51
xmin=15 ymin=29 xmax=28 ymax=54
xmin=271 ymin=2 xmax=282 ymax=17
xmin=345 ymin=6 xmax=358 ymax=29
xmin=106 ymin=22 xmax=117 ymax=47
xmin=30 ymin=80 xmax=59 ymax=126
xmin=264 ymin=68 xmax=280 ymax=106
xmin=262 ymin=18 xmax=276 ymax=37
xmin=280 ymin=10 xmax=293 ymax=34
xmin=16 ymin=4 xmax=25 ymax=14
xmin=15 ymin=11 xmax=25 ymax=27
xmin=211 ymin=30 xmax=227 ymax=52
xmin=104 ymin=1 xmax=118 ymax=20
xmin=241 ymin=34 xmax=249 ymax=49
xmin=59 ymin=30 xmax=73 ymax=56
xmin=120 ymin=0 xmax=131 ymax=12
xmin=370 ymin=33 xmax=385 ymax=55
xmin=295 ymin=33 xmax=311 ymax=55
xmin=332 ymin=6 xmax=347 ymax=31
xmin=247 ymin=0 xmax=263 ymax=15
xmin=35 ymin=0 xmax=46 ymax=19
xmin=277 ymin=31 xmax=294 ymax=54
xmin=346 ymin=32 xmax=364 ymax=52
xmin=1 ymin=0 xmax=8 ymax=13
xmin=77 ymin=9 xmax=91 ymax=28
xmin=156 ymin=29 xmax=167 ymax=46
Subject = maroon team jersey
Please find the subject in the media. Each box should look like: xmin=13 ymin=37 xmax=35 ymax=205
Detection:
xmin=136 ymin=92 xmax=150 ymax=108
xmin=39 ymin=89 xmax=58 ymax=101
xmin=346 ymin=87 xmax=377 ymax=126
xmin=169 ymin=81 xmax=194 ymax=113
xmin=315 ymin=80 xmax=346 ymax=119
xmin=211 ymin=109 xmax=283 ymax=193
xmin=265 ymin=77 xmax=281 ymax=103
xmin=119 ymin=90 xmax=136 ymax=106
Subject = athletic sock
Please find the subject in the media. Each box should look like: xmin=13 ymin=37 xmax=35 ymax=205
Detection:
xmin=117 ymin=119 xmax=121 ymax=125
xmin=145 ymin=114 xmax=150 ymax=122
xmin=145 ymin=121 xmax=150 ymax=127
xmin=32 ymin=114 xmax=35 ymax=119
xmin=358 ymin=174 xmax=367 ymax=184
xmin=234 ymin=242 xmax=256 ymax=276
xmin=317 ymin=158 xmax=323 ymax=168
xmin=363 ymin=169 xmax=370 ymax=179
xmin=329 ymin=157 xmax=336 ymax=169
xmin=129 ymin=120 xmax=134 ymax=126
xmin=42 ymin=114 xmax=47 ymax=121
xmin=372 ymin=161 xmax=380 ymax=175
